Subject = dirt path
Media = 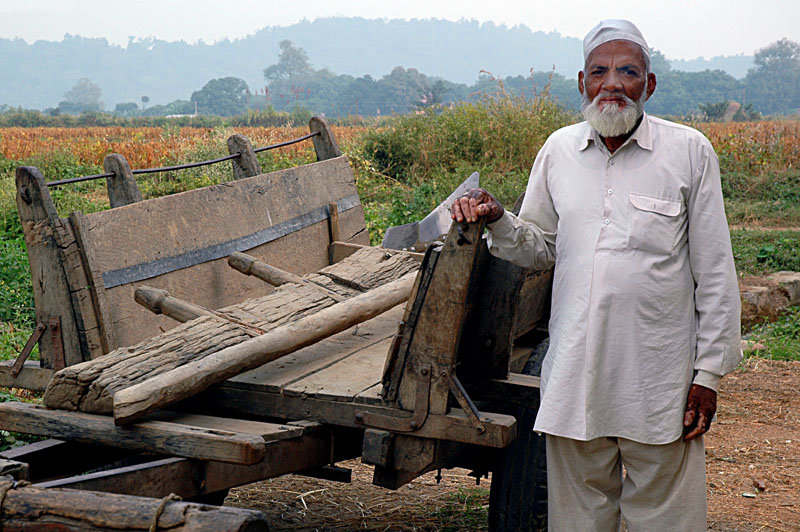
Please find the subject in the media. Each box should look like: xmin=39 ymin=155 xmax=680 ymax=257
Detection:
xmin=225 ymin=358 xmax=800 ymax=531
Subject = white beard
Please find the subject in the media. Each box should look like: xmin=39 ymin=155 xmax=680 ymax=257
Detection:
xmin=581 ymin=90 xmax=645 ymax=138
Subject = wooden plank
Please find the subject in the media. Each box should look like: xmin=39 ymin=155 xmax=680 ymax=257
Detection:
xmin=34 ymin=429 xmax=335 ymax=498
xmin=51 ymin=217 xmax=104 ymax=360
xmin=228 ymin=305 xmax=402 ymax=392
xmin=111 ymin=272 xmax=417 ymax=425
xmin=80 ymin=156 xmax=368 ymax=347
xmin=203 ymin=386 xmax=518 ymax=448
xmin=70 ymin=211 xmax=117 ymax=353
xmin=15 ymin=167 xmax=83 ymax=368
xmin=397 ymin=221 xmax=486 ymax=414
xmin=145 ymin=412 xmax=303 ymax=443
xmin=512 ymin=268 xmax=553 ymax=339
xmin=0 ymin=361 xmax=54 ymax=391
xmin=285 ymin=336 xmax=392 ymax=401
xmin=0 ymin=402 xmax=267 ymax=465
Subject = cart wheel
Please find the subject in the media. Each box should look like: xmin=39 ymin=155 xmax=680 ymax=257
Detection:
xmin=488 ymin=338 xmax=548 ymax=532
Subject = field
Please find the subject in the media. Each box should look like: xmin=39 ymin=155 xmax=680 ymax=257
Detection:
xmin=1 ymin=100 xmax=799 ymax=529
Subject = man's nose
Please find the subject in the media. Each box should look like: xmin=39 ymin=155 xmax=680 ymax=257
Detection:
xmin=601 ymin=71 xmax=624 ymax=92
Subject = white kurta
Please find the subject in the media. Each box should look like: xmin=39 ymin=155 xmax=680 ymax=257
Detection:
xmin=487 ymin=114 xmax=742 ymax=444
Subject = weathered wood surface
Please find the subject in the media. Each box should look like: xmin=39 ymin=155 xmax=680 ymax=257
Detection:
xmin=103 ymin=153 xmax=142 ymax=208
xmin=113 ymin=270 xmax=417 ymax=425
xmin=227 ymin=133 xmax=262 ymax=179
xmin=0 ymin=476 xmax=270 ymax=531
xmin=0 ymin=361 xmax=54 ymax=392
xmin=44 ymin=247 xmax=419 ymax=414
xmin=228 ymin=251 xmax=346 ymax=301
xmin=15 ymin=167 xmax=83 ymax=368
xmin=82 ymin=155 xmax=369 ymax=347
xmin=0 ymin=402 xmax=270 ymax=465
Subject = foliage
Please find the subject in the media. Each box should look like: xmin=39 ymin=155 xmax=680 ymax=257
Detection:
xmin=729 ymin=230 xmax=800 ymax=275
xmin=263 ymin=40 xmax=315 ymax=82
xmin=746 ymin=307 xmax=800 ymax=361
xmin=191 ymin=77 xmax=250 ymax=117
xmin=699 ymin=101 xmax=730 ymax=121
xmin=114 ymin=102 xmax=140 ymax=116
xmin=59 ymin=77 xmax=104 ymax=113
xmin=745 ymin=38 xmax=800 ymax=115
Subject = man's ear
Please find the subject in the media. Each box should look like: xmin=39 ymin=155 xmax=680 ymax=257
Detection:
xmin=645 ymin=72 xmax=657 ymax=101
xmin=578 ymin=71 xmax=585 ymax=96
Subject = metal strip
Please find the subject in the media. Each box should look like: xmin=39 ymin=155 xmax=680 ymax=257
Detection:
xmin=101 ymin=194 xmax=361 ymax=289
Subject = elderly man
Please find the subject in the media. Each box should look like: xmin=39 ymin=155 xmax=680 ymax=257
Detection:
xmin=453 ymin=20 xmax=741 ymax=531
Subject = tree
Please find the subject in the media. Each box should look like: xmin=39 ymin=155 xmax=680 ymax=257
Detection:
xmin=191 ymin=77 xmax=249 ymax=116
xmin=141 ymin=95 xmax=150 ymax=109
xmin=263 ymin=40 xmax=314 ymax=82
xmin=745 ymin=38 xmax=800 ymax=115
xmin=114 ymin=102 xmax=139 ymax=116
xmin=59 ymin=78 xmax=103 ymax=113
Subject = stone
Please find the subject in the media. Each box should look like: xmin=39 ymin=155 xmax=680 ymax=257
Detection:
xmin=766 ymin=271 xmax=800 ymax=306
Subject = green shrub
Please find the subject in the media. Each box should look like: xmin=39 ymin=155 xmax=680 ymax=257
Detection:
xmin=730 ymin=230 xmax=800 ymax=275
xmin=746 ymin=307 xmax=800 ymax=361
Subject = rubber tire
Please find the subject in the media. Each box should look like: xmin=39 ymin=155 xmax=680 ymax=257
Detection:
xmin=487 ymin=339 xmax=548 ymax=532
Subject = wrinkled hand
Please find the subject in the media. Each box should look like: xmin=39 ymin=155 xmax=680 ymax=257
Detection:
xmin=683 ymin=384 xmax=717 ymax=441
xmin=451 ymin=188 xmax=505 ymax=224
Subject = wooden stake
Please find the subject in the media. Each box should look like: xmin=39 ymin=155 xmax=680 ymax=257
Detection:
xmin=112 ymin=272 xmax=417 ymax=425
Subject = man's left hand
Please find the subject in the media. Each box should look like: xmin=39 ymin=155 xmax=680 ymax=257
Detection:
xmin=683 ymin=384 xmax=717 ymax=441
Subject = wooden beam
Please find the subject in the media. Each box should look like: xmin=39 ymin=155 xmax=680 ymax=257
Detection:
xmin=0 ymin=361 xmax=53 ymax=392
xmin=15 ymin=166 xmax=84 ymax=368
xmin=0 ymin=402 xmax=268 ymax=465
xmin=204 ymin=385 xmax=517 ymax=448
xmin=112 ymin=271 xmax=418 ymax=425
xmin=0 ymin=477 xmax=270 ymax=531
xmin=330 ymin=241 xmax=424 ymax=264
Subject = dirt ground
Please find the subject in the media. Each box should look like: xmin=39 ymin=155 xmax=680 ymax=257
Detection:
xmin=225 ymin=358 xmax=800 ymax=531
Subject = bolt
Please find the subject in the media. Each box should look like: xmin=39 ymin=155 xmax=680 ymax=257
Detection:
xmin=410 ymin=421 xmax=419 ymax=430
xmin=477 ymin=425 xmax=486 ymax=434
xmin=420 ymin=367 xmax=429 ymax=376
xmin=355 ymin=413 xmax=364 ymax=423
xmin=440 ymin=369 xmax=449 ymax=377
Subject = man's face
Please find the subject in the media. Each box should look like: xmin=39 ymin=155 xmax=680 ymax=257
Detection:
xmin=578 ymin=40 xmax=657 ymax=137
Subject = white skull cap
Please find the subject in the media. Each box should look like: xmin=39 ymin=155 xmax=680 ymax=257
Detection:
xmin=583 ymin=19 xmax=649 ymax=63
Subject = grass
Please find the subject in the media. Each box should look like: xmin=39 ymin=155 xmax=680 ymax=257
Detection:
xmin=429 ymin=487 xmax=490 ymax=531
xmin=745 ymin=307 xmax=800 ymax=361
xmin=729 ymin=229 xmax=800 ymax=275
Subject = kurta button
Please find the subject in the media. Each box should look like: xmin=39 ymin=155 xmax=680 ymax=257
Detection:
xmin=603 ymin=219 xmax=611 ymax=225
xmin=607 ymin=189 xmax=614 ymax=195
xmin=609 ymin=160 xmax=615 ymax=166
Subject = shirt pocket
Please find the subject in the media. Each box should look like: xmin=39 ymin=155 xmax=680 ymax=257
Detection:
xmin=627 ymin=192 xmax=683 ymax=254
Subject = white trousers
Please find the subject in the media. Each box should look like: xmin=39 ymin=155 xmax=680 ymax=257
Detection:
xmin=546 ymin=434 xmax=706 ymax=532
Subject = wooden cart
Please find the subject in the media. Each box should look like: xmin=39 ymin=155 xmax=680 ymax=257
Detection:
xmin=0 ymin=119 xmax=552 ymax=531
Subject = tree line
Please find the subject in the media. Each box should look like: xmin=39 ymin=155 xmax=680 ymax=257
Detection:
xmin=2 ymin=38 xmax=798 ymax=123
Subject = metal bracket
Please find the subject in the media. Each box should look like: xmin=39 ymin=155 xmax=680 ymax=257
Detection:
xmin=354 ymin=364 xmax=432 ymax=432
xmin=10 ymin=322 xmax=46 ymax=378
xmin=448 ymin=374 xmax=486 ymax=434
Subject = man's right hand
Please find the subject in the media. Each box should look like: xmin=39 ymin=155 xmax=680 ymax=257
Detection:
xmin=451 ymin=188 xmax=505 ymax=224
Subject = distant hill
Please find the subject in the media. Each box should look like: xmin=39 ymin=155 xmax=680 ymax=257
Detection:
xmin=0 ymin=17 xmax=753 ymax=110
xmin=669 ymin=55 xmax=753 ymax=79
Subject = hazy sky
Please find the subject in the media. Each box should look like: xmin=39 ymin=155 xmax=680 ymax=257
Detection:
xmin=0 ymin=0 xmax=796 ymax=60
